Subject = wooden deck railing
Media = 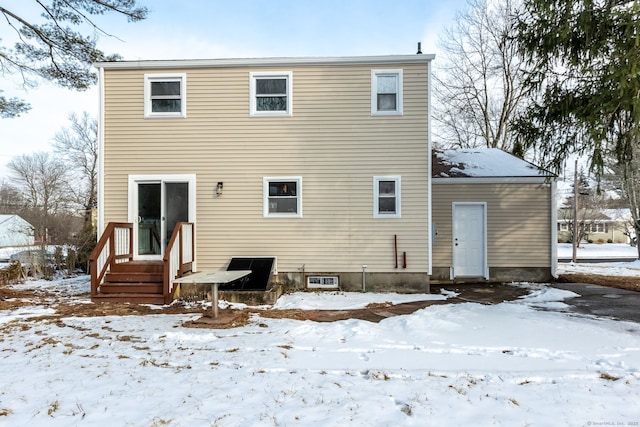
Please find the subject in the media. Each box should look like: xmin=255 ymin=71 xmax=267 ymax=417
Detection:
xmin=163 ymin=222 xmax=195 ymax=304
xmin=89 ymin=222 xmax=133 ymax=297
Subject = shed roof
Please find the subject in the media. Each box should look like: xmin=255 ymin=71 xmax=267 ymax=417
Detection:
xmin=432 ymin=148 xmax=553 ymax=179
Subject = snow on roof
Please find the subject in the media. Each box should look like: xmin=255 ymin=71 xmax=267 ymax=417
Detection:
xmin=0 ymin=214 xmax=20 ymax=225
xmin=602 ymin=208 xmax=632 ymax=221
xmin=0 ymin=214 xmax=31 ymax=226
xmin=433 ymin=148 xmax=552 ymax=178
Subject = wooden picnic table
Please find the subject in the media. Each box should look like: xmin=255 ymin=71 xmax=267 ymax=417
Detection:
xmin=173 ymin=270 xmax=251 ymax=318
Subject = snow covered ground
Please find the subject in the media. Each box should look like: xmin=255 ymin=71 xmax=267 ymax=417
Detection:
xmin=1 ymin=273 xmax=640 ymax=426
xmin=558 ymin=243 xmax=640 ymax=277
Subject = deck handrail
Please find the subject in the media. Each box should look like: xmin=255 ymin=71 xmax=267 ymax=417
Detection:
xmin=163 ymin=222 xmax=195 ymax=304
xmin=89 ymin=222 xmax=133 ymax=297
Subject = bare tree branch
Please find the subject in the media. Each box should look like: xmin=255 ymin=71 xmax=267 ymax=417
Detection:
xmin=433 ymin=0 xmax=530 ymax=155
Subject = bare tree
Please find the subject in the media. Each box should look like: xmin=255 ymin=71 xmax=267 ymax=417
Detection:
xmin=53 ymin=111 xmax=98 ymax=232
xmin=0 ymin=179 xmax=24 ymax=213
xmin=8 ymin=152 xmax=72 ymax=245
xmin=433 ymin=0 xmax=528 ymax=155
xmin=610 ymin=144 xmax=640 ymax=257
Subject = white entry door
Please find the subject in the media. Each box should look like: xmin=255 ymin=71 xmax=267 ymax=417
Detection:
xmin=452 ymin=203 xmax=487 ymax=278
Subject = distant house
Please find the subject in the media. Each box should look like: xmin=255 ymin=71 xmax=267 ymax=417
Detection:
xmin=0 ymin=215 xmax=35 ymax=247
xmin=557 ymin=208 xmax=633 ymax=244
xmin=431 ymin=148 xmax=557 ymax=283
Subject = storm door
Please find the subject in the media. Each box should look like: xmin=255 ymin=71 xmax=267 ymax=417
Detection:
xmin=130 ymin=175 xmax=194 ymax=260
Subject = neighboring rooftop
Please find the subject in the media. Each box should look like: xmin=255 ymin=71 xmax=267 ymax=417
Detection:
xmin=432 ymin=148 xmax=552 ymax=178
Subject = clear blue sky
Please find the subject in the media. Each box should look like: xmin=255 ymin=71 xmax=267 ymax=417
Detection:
xmin=0 ymin=0 xmax=467 ymax=178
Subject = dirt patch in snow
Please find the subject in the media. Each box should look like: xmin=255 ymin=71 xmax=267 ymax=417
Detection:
xmin=1 ymin=275 xmax=637 ymax=329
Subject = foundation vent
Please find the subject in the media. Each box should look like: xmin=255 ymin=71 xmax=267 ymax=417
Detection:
xmin=307 ymin=276 xmax=339 ymax=289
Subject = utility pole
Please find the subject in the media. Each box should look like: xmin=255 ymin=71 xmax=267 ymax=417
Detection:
xmin=572 ymin=159 xmax=578 ymax=263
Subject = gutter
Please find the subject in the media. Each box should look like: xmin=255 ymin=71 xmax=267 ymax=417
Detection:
xmin=94 ymin=54 xmax=435 ymax=70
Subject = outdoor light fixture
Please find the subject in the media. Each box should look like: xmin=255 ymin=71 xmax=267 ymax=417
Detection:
xmin=216 ymin=182 xmax=223 ymax=196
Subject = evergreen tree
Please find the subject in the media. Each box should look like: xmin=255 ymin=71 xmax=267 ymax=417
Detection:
xmin=0 ymin=1 xmax=148 ymax=118
xmin=516 ymin=0 xmax=640 ymax=256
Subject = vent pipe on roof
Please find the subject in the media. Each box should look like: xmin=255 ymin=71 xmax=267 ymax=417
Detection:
xmin=417 ymin=42 xmax=422 ymax=54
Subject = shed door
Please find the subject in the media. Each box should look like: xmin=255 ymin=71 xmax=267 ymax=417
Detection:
xmin=452 ymin=203 xmax=486 ymax=278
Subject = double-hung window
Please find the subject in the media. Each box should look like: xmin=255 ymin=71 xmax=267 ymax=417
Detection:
xmin=144 ymin=74 xmax=186 ymax=118
xmin=371 ymin=69 xmax=403 ymax=116
xmin=263 ymin=177 xmax=302 ymax=218
xmin=250 ymin=72 xmax=293 ymax=117
xmin=373 ymin=176 xmax=401 ymax=218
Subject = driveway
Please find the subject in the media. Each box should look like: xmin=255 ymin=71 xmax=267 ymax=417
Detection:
xmin=550 ymin=283 xmax=640 ymax=323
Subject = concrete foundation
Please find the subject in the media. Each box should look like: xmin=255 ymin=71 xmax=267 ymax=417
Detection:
xmin=430 ymin=266 xmax=554 ymax=284
xmin=277 ymin=272 xmax=430 ymax=293
xmin=174 ymin=282 xmax=283 ymax=306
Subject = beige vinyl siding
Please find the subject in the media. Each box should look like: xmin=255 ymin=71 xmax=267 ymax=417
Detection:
xmin=102 ymin=62 xmax=429 ymax=274
xmin=432 ymin=182 xmax=551 ymax=268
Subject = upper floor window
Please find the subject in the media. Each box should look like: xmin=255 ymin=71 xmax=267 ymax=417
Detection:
xmin=371 ymin=69 xmax=403 ymax=116
xmin=144 ymin=74 xmax=186 ymax=118
xmin=250 ymin=72 xmax=292 ymax=117
xmin=263 ymin=177 xmax=302 ymax=218
xmin=373 ymin=176 xmax=401 ymax=218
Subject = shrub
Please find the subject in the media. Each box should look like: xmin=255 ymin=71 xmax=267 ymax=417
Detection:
xmin=0 ymin=261 xmax=27 ymax=284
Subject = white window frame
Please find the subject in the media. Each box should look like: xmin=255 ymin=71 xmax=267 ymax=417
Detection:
xmin=263 ymin=176 xmax=302 ymax=218
xmin=144 ymin=73 xmax=187 ymax=118
xmin=371 ymin=69 xmax=403 ymax=116
xmin=373 ymin=176 xmax=401 ymax=218
xmin=250 ymin=71 xmax=293 ymax=117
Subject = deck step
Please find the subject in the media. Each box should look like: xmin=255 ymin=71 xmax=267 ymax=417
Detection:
xmin=100 ymin=282 xmax=163 ymax=294
xmin=105 ymin=272 xmax=163 ymax=283
xmin=110 ymin=261 xmax=163 ymax=274
xmin=92 ymin=293 xmax=165 ymax=305
xmin=92 ymin=260 xmax=167 ymax=304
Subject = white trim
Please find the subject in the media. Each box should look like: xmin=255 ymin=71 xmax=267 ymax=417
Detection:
xmin=433 ymin=177 xmax=551 ymax=184
xmin=427 ymin=60 xmax=433 ymax=276
xmin=371 ymin=69 xmax=403 ymax=116
xmin=452 ymin=202 xmax=488 ymax=279
xmin=373 ymin=176 xmax=401 ymax=218
xmin=127 ymin=174 xmax=196 ymax=259
xmin=95 ymin=54 xmax=435 ymax=70
xmin=551 ymin=180 xmax=558 ymax=278
xmin=250 ymin=71 xmax=293 ymax=117
xmin=263 ymin=176 xmax=303 ymax=218
xmin=143 ymin=73 xmax=187 ymax=118
xmin=98 ymin=66 xmax=105 ymax=235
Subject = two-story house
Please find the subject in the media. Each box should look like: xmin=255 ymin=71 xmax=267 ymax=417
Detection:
xmin=91 ymin=54 xmax=556 ymax=304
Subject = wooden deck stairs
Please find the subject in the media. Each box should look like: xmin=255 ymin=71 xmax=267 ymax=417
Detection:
xmin=90 ymin=222 xmax=195 ymax=305
xmin=92 ymin=261 xmax=165 ymax=304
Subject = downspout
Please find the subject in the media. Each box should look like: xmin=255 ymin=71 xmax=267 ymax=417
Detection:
xmin=97 ymin=65 xmax=105 ymax=237
xmin=427 ymin=56 xmax=433 ymax=276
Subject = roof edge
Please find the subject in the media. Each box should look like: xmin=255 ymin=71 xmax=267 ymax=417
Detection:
xmin=94 ymin=54 xmax=435 ymax=70
xmin=433 ymin=177 xmax=554 ymax=184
